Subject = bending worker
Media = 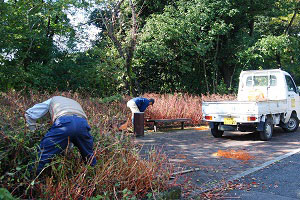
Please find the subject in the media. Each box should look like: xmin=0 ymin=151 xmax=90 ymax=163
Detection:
xmin=127 ymin=97 xmax=155 ymax=123
xmin=25 ymin=96 xmax=97 ymax=174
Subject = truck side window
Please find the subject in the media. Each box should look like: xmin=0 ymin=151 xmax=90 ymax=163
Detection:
xmin=246 ymin=76 xmax=252 ymax=86
xmin=270 ymin=75 xmax=277 ymax=86
xmin=285 ymin=75 xmax=297 ymax=92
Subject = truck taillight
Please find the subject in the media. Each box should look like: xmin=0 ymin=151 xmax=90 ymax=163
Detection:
xmin=205 ymin=116 xmax=213 ymax=120
xmin=247 ymin=116 xmax=257 ymax=121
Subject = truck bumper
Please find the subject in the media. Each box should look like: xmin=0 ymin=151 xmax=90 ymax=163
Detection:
xmin=219 ymin=125 xmax=237 ymax=131
xmin=210 ymin=122 xmax=263 ymax=132
xmin=209 ymin=122 xmax=237 ymax=131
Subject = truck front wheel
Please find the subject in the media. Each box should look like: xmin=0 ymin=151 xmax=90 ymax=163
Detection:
xmin=259 ymin=117 xmax=273 ymax=141
xmin=282 ymin=113 xmax=299 ymax=132
xmin=211 ymin=126 xmax=224 ymax=138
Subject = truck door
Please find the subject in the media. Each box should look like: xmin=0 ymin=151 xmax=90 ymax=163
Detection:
xmin=285 ymin=75 xmax=299 ymax=115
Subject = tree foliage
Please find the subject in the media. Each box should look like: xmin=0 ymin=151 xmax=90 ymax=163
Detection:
xmin=135 ymin=0 xmax=238 ymax=94
xmin=0 ymin=0 xmax=74 ymax=90
xmin=1 ymin=0 xmax=300 ymax=96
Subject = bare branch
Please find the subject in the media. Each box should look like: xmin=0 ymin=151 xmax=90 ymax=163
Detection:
xmin=99 ymin=5 xmax=126 ymax=59
xmin=285 ymin=8 xmax=298 ymax=35
xmin=108 ymin=31 xmax=126 ymax=59
xmin=137 ymin=0 xmax=145 ymax=17
xmin=112 ymin=0 xmax=125 ymax=26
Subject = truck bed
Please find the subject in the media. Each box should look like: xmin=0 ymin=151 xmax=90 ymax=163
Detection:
xmin=202 ymin=100 xmax=287 ymax=116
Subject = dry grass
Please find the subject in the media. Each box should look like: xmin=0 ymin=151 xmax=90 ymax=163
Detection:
xmin=0 ymin=90 xmax=236 ymax=199
xmin=0 ymin=90 xmax=172 ymax=199
xmin=143 ymin=93 xmax=236 ymax=125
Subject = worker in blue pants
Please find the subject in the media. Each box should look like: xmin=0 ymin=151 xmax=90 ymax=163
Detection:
xmin=25 ymin=96 xmax=96 ymax=174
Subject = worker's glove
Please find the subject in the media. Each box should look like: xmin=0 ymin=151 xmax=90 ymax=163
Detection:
xmin=68 ymin=142 xmax=74 ymax=149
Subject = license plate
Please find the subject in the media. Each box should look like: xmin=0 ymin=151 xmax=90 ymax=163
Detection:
xmin=224 ymin=118 xmax=237 ymax=125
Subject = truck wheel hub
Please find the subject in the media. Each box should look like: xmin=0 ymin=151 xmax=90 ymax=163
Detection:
xmin=288 ymin=119 xmax=296 ymax=129
xmin=265 ymin=124 xmax=272 ymax=136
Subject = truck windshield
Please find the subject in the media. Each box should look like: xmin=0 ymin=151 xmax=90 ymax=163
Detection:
xmin=285 ymin=75 xmax=297 ymax=92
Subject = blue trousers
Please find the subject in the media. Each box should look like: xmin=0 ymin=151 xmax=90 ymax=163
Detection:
xmin=36 ymin=115 xmax=97 ymax=174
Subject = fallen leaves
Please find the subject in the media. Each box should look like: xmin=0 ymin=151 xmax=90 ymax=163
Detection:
xmin=193 ymin=126 xmax=209 ymax=130
xmin=118 ymin=118 xmax=130 ymax=131
xmin=213 ymin=149 xmax=255 ymax=161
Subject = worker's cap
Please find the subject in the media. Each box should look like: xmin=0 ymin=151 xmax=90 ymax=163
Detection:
xmin=149 ymin=98 xmax=155 ymax=104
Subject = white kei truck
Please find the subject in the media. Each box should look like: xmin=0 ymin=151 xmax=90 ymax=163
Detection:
xmin=202 ymin=69 xmax=300 ymax=141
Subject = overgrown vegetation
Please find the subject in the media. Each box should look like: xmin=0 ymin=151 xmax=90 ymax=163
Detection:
xmin=0 ymin=90 xmax=235 ymax=198
xmin=0 ymin=91 xmax=171 ymax=199
xmin=144 ymin=93 xmax=236 ymax=125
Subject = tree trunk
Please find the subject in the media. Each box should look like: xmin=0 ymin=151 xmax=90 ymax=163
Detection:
xmin=249 ymin=18 xmax=254 ymax=37
xmin=126 ymin=0 xmax=138 ymax=96
xmin=125 ymin=58 xmax=137 ymax=96
xmin=46 ymin=16 xmax=51 ymax=37
xmin=219 ymin=63 xmax=235 ymax=90
xmin=100 ymin=0 xmax=139 ymax=96
xmin=202 ymin=60 xmax=209 ymax=93
xmin=285 ymin=8 xmax=298 ymax=35
xmin=213 ymin=35 xmax=220 ymax=93
xmin=249 ymin=0 xmax=255 ymax=37
xmin=276 ymin=53 xmax=282 ymax=68
xmin=229 ymin=66 xmax=236 ymax=93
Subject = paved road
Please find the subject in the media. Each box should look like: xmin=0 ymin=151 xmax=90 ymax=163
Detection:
xmin=223 ymin=152 xmax=300 ymax=199
xmin=135 ymin=127 xmax=300 ymax=193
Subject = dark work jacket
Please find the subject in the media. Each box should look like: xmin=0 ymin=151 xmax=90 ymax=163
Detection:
xmin=132 ymin=97 xmax=151 ymax=112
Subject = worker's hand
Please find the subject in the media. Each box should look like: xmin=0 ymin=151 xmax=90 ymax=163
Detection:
xmin=28 ymin=125 xmax=36 ymax=131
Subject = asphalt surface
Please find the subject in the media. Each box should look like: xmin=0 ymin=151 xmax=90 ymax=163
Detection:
xmin=134 ymin=126 xmax=300 ymax=198
xmin=224 ymin=152 xmax=300 ymax=199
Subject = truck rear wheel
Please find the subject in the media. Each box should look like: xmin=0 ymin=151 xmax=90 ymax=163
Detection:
xmin=259 ymin=117 xmax=273 ymax=141
xmin=282 ymin=113 xmax=299 ymax=132
xmin=211 ymin=126 xmax=224 ymax=138
xmin=259 ymin=117 xmax=274 ymax=141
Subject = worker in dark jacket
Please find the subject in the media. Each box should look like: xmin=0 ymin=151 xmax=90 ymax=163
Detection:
xmin=25 ymin=96 xmax=97 ymax=174
xmin=127 ymin=97 xmax=155 ymax=122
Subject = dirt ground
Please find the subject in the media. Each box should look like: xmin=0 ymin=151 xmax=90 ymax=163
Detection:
xmin=134 ymin=126 xmax=300 ymax=197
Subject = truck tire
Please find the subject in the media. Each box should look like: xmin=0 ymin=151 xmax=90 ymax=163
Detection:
xmin=259 ymin=117 xmax=273 ymax=141
xmin=282 ymin=113 xmax=299 ymax=132
xmin=211 ymin=126 xmax=224 ymax=138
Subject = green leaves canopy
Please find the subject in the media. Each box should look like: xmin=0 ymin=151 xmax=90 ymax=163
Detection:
xmin=135 ymin=0 xmax=237 ymax=93
xmin=1 ymin=0 xmax=300 ymax=95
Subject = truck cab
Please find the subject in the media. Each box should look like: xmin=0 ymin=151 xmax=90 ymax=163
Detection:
xmin=238 ymin=69 xmax=300 ymax=120
xmin=202 ymin=69 xmax=300 ymax=140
